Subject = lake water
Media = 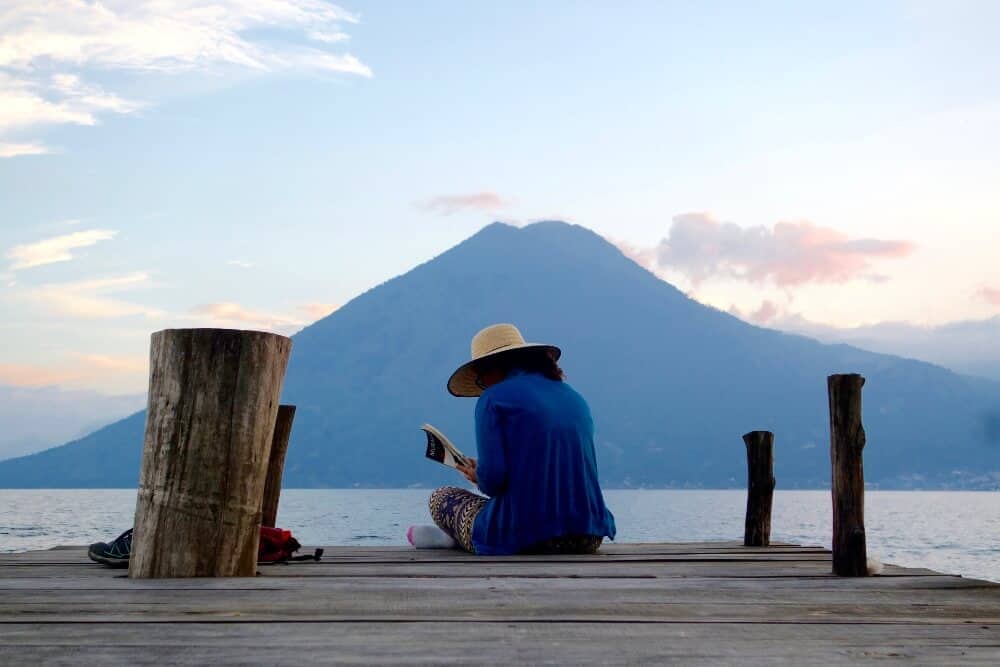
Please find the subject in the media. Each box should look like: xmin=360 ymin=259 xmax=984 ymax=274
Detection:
xmin=1 ymin=489 xmax=997 ymax=582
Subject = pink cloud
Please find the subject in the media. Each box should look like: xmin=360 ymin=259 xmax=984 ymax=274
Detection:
xmin=728 ymin=300 xmax=781 ymax=325
xmin=420 ymin=192 xmax=511 ymax=216
xmin=298 ymin=302 xmax=337 ymax=320
xmin=654 ymin=213 xmax=915 ymax=287
xmin=750 ymin=300 xmax=780 ymax=323
xmin=0 ymin=354 xmax=146 ymax=388
xmin=610 ymin=238 xmax=659 ymax=273
xmin=188 ymin=302 xmax=309 ymax=335
xmin=978 ymin=287 xmax=1000 ymax=306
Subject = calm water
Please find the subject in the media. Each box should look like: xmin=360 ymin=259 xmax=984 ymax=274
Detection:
xmin=1 ymin=489 xmax=997 ymax=582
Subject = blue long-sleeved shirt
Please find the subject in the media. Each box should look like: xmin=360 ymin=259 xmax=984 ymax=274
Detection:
xmin=471 ymin=370 xmax=616 ymax=555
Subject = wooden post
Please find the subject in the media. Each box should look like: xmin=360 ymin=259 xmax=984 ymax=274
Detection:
xmin=261 ymin=405 xmax=296 ymax=529
xmin=742 ymin=431 xmax=775 ymax=547
xmin=828 ymin=373 xmax=868 ymax=577
xmin=130 ymin=328 xmax=292 ymax=578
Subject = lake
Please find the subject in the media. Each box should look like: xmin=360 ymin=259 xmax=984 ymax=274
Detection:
xmin=1 ymin=489 xmax=997 ymax=582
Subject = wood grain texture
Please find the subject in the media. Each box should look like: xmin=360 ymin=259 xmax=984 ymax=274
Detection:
xmin=1 ymin=622 xmax=997 ymax=666
xmin=742 ymin=430 xmax=775 ymax=547
xmin=130 ymin=328 xmax=292 ymax=578
xmin=828 ymin=373 xmax=868 ymax=577
xmin=261 ymin=405 xmax=296 ymax=528
xmin=1 ymin=543 xmax=998 ymax=664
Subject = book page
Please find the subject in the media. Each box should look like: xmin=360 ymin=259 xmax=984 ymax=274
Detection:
xmin=422 ymin=424 xmax=468 ymax=468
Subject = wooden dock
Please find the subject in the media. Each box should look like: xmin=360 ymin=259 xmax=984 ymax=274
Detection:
xmin=2 ymin=542 xmax=998 ymax=664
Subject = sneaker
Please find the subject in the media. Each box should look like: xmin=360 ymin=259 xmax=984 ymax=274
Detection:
xmin=87 ymin=528 xmax=133 ymax=568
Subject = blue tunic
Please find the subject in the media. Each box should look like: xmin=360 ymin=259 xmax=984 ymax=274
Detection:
xmin=471 ymin=370 xmax=616 ymax=555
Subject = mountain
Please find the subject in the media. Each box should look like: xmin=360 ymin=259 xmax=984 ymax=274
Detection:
xmin=2 ymin=221 xmax=999 ymax=489
xmin=774 ymin=316 xmax=1000 ymax=382
xmin=0 ymin=385 xmax=146 ymax=461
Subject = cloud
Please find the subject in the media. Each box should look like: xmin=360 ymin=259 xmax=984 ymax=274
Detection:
xmin=226 ymin=259 xmax=254 ymax=269
xmin=74 ymin=353 xmax=147 ymax=374
xmin=0 ymin=71 xmax=142 ymax=154
xmin=189 ymin=302 xmax=304 ymax=334
xmin=728 ymin=300 xmax=781 ymax=325
xmin=0 ymin=1 xmax=371 ymax=155
xmin=6 ymin=229 xmax=117 ymax=270
xmin=611 ymin=238 xmax=659 ymax=272
xmin=0 ymin=354 xmax=147 ymax=389
xmin=0 ymin=141 xmax=49 ymax=157
xmin=299 ymin=302 xmax=337 ymax=320
xmin=420 ymin=192 xmax=512 ymax=216
xmin=31 ymin=272 xmax=164 ymax=319
xmin=652 ymin=213 xmax=915 ymax=287
xmin=978 ymin=287 xmax=1000 ymax=306
xmin=751 ymin=300 xmax=780 ymax=324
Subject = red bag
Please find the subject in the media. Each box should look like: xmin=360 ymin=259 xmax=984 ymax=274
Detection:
xmin=258 ymin=526 xmax=323 ymax=565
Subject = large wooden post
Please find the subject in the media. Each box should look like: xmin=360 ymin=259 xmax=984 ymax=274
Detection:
xmin=828 ymin=373 xmax=868 ymax=576
xmin=130 ymin=329 xmax=292 ymax=578
xmin=261 ymin=405 xmax=296 ymax=529
xmin=742 ymin=431 xmax=775 ymax=547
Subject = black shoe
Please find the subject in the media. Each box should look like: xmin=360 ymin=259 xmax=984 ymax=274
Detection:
xmin=88 ymin=528 xmax=133 ymax=568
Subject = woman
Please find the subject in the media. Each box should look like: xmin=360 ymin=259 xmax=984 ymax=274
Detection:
xmin=411 ymin=323 xmax=616 ymax=555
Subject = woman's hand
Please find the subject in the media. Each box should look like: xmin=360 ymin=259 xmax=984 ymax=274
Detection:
xmin=456 ymin=458 xmax=478 ymax=485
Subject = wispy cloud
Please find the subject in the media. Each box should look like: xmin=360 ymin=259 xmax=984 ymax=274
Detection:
xmin=189 ymin=302 xmax=304 ymax=334
xmin=74 ymin=353 xmax=147 ymax=374
xmin=6 ymin=229 xmax=117 ymax=271
xmin=978 ymin=286 xmax=1000 ymax=306
xmin=31 ymin=272 xmax=164 ymax=319
xmin=647 ymin=212 xmax=915 ymax=287
xmin=226 ymin=259 xmax=254 ymax=269
xmin=610 ymin=237 xmax=661 ymax=274
xmin=0 ymin=1 xmax=371 ymax=156
xmin=0 ymin=354 xmax=147 ymax=389
xmin=0 ymin=71 xmax=142 ymax=152
xmin=0 ymin=140 xmax=49 ymax=158
xmin=420 ymin=192 xmax=512 ymax=216
xmin=729 ymin=300 xmax=781 ymax=325
xmin=299 ymin=302 xmax=337 ymax=320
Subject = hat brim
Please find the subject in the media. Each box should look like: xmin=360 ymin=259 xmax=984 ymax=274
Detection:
xmin=447 ymin=343 xmax=561 ymax=397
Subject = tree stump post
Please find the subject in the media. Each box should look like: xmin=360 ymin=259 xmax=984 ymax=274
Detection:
xmin=828 ymin=373 xmax=868 ymax=577
xmin=130 ymin=328 xmax=292 ymax=578
xmin=261 ymin=405 xmax=296 ymax=529
xmin=742 ymin=430 xmax=775 ymax=547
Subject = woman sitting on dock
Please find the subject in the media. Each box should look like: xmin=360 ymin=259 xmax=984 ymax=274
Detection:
xmin=409 ymin=323 xmax=616 ymax=555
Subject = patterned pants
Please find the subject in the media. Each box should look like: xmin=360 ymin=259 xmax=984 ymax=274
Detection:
xmin=428 ymin=486 xmax=604 ymax=555
xmin=429 ymin=486 xmax=488 ymax=553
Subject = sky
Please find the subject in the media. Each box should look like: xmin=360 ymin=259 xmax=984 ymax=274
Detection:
xmin=1 ymin=0 xmax=999 ymax=395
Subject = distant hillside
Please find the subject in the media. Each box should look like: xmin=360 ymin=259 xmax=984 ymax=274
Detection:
xmin=0 ymin=385 xmax=145 ymax=461
xmin=777 ymin=316 xmax=1000 ymax=382
xmin=2 ymin=221 xmax=999 ymax=489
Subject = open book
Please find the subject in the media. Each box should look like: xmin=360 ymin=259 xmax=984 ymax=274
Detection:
xmin=422 ymin=423 xmax=470 ymax=469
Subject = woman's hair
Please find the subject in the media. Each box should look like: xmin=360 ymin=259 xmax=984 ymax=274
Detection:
xmin=477 ymin=347 xmax=565 ymax=382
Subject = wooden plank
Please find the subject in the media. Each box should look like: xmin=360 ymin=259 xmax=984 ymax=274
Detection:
xmin=0 ymin=550 xmax=838 ymax=566
xmin=0 ymin=560 xmax=952 ymax=581
xmin=0 ymin=543 xmax=995 ymax=664
xmin=3 ymin=595 xmax=998 ymax=624
xmin=0 ymin=573 xmax=991 ymax=595
xmin=0 ymin=545 xmax=834 ymax=560
xmin=0 ymin=622 xmax=996 ymax=665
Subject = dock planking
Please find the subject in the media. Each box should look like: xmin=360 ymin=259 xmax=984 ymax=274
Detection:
xmin=1 ymin=542 xmax=998 ymax=664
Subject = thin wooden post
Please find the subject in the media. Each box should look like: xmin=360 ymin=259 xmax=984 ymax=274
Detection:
xmin=828 ymin=373 xmax=868 ymax=577
xmin=130 ymin=328 xmax=292 ymax=578
xmin=742 ymin=431 xmax=775 ymax=547
xmin=261 ymin=404 xmax=296 ymax=528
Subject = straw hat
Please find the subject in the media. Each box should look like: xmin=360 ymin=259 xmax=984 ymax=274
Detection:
xmin=447 ymin=323 xmax=561 ymax=397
